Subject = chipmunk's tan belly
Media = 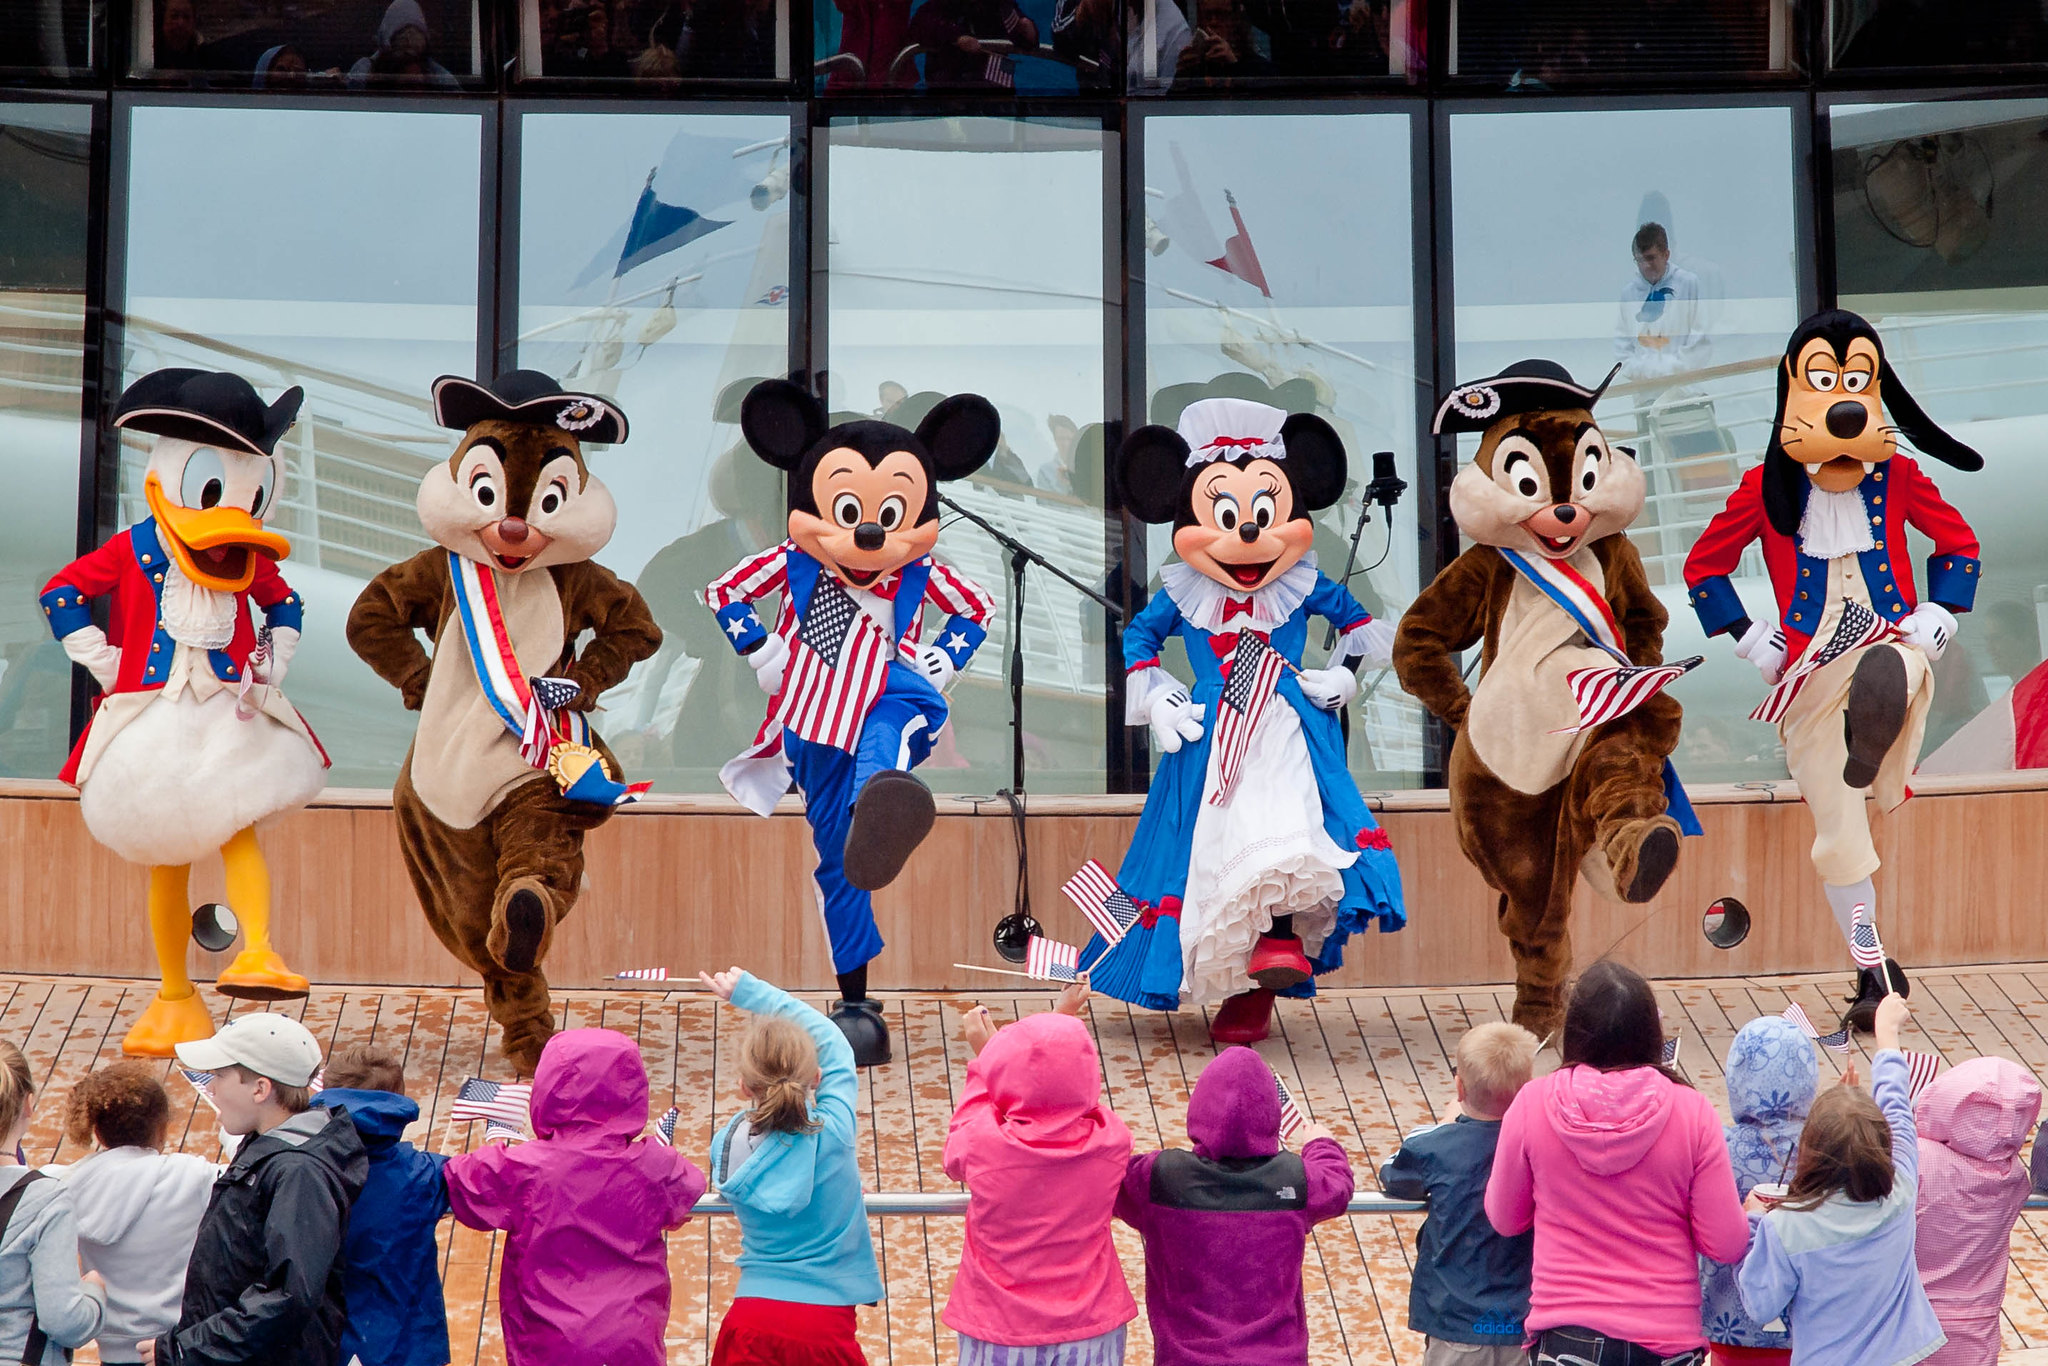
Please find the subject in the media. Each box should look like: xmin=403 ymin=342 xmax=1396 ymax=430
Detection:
xmin=1465 ymin=551 xmax=1611 ymax=795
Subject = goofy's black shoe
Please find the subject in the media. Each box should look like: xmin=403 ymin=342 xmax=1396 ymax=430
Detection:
xmin=829 ymin=997 xmax=892 ymax=1068
xmin=1843 ymin=957 xmax=1911 ymax=1033
xmin=1844 ymin=647 xmax=1909 ymax=789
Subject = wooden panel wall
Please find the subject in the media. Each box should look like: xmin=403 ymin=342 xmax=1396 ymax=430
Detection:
xmin=1 ymin=776 xmax=2041 ymax=990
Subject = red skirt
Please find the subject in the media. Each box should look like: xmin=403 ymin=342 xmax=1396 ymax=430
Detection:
xmin=1710 ymin=1346 xmax=1792 ymax=1366
xmin=713 ymin=1297 xmax=868 ymax=1366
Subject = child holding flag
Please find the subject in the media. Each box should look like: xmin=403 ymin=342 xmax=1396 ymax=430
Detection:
xmin=699 ymin=966 xmax=882 ymax=1366
xmin=945 ymin=983 xmax=1136 ymax=1364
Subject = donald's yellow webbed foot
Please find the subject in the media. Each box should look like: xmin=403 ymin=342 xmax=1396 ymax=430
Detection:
xmin=122 ymin=989 xmax=216 ymax=1057
xmin=215 ymin=949 xmax=310 ymax=1001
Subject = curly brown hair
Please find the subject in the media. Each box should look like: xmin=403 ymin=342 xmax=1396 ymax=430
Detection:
xmin=66 ymin=1061 xmax=170 ymax=1151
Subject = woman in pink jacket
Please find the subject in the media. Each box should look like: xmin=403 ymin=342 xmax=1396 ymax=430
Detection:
xmin=1486 ymin=961 xmax=1750 ymax=1366
xmin=1914 ymin=1056 xmax=2042 ymax=1366
xmin=945 ymin=984 xmax=1136 ymax=1365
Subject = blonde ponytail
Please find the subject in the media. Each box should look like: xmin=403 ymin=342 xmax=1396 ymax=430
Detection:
xmin=738 ymin=1017 xmax=821 ymax=1136
xmin=0 ymin=1042 xmax=32 ymax=1141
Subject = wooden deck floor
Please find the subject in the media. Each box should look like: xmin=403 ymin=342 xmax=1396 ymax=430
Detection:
xmin=14 ymin=966 xmax=2048 ymax=1365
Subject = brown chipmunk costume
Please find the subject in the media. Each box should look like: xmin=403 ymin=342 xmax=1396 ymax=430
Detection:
xmin=1394 ymin=360 xmax=1697 ymax=1036
xmin=347 ymin=371 xmax=660 ymax=1073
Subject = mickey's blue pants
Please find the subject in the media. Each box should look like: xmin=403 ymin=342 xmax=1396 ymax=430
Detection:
xmin=783 ymin=661 xmax=949 ymax=973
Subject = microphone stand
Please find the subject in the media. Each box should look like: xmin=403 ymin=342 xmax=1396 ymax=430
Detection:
xmin=1319 ymin=453 xmax=1407 ymax=747
xmin=937 ymin=491 xmax=1124 ymax=961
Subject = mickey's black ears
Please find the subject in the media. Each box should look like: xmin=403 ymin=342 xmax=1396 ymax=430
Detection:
xmin=1882 ymin=362 xmax=1983 ymax=472
xmin=916 ymin=394 xmax=1002 ymax=480
xmin=739 ymin=379 xmax=827 ymax=472
xmin=1117 ymin=424 xmax=1191 ymax=524
xmin=1279 ymin=412 xmax=1347 ymax=513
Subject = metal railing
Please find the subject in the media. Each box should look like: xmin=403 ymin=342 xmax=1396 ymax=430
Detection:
xmin=686 ymin=1190 xmax=2048 ymax=1215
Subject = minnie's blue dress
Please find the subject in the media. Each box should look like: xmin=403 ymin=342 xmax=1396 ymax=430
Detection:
xmin=1085 ymin=560 xmax=1406 ymax=1011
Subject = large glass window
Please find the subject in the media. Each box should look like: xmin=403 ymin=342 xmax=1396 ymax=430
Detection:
xmin=521 ymin=0 xmax=788 ymax=80
xmin=1832 ymin=98 xmax=2048 ymax=771
xmin=130 ymin=0 xmax=482 ymax=85
xmin=0 ymin=0 xmax=96 ymax=76
xmin=813 ymin=0 xmax=1096 ymax=91
xmin=514 ymin=109 xmax=795 ymax=794
xmin=1449 ymin=103 xmax=1803 ymax=782
xmin=825 ymin=115 xmax=1112 ymax=794
xmin=1141 ymin=109 xmax=1426 ymax=786
xmin=1830 ymin=1 xmax=2048 ymax=72
xmin=1451 ymin=0 xmax=1796 ymax=84
xmin=0 ymin=102 xmax=89 ymax=778
xmin=119 ymin=102 xmax=484 ymax=788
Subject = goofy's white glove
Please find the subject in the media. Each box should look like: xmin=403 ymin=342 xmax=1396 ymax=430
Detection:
xmin=1147 ymin=687 xmax=1206 ymax=754
xmin=745 ymin=632 xmax=790 ymax=696
xmin=913 ymin=642 xmax=958 ymax=692
xmin=259 ymin=626 xmax=300 ymax=690
xmin=1296 ymin=665 xmax=1360 ymax=712
xmin=59 ymin=625 xmax=120 ymax=692
xmin=1899 ymin=601 xmax=1957 ymax=662
xmin=1734 ymin=619 xmax=1788 ymax=686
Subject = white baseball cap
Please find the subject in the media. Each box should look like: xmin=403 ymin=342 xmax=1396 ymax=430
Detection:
xmin=175 ymin=1013 xmax=322 ymax=1088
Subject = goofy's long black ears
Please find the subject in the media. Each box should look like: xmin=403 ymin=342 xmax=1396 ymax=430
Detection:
xmin=1880 ymin=360 xmax=1982 ymax=473
xmin=1117 ymin=424 xmax=1191 ymax=524
xmin=914 ymin=394 xmax=1002 ymax=481
xmin=739 ymin=379 xmax=827 ymax=472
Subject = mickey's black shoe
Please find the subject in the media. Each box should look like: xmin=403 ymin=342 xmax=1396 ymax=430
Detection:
xmin=844 ymin=770 xmax=936 ymax=891
xmin=829 ymin=998 xmax=892 ymax=1068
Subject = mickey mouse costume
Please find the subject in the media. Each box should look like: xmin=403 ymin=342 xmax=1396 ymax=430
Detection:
xmin=1083 ymin=397 xmax=1406 ymax=1045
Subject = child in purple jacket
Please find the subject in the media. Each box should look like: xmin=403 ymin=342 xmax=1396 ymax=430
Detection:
xmin=1114 ymin=1046 xmax=1354 ymax=1366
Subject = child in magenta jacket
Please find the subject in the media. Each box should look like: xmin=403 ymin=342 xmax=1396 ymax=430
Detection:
xmin=1485 ymin=961 xmax=1749 ymax=1364
xmin=944 ymin=986 xmax=1135 ymax=1363
xmin=444 ymin=1029 xmax=706 ymax=1366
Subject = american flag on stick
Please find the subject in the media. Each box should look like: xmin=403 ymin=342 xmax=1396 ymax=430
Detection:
xmin=768 ymin=577 xmax=893 ymax=753
xmin=1064 ymin=860 xmax=1142 ymax=949
xmin=1024 ymin=935 xmax=1083 ymax=984
xmin=1813 ymin=1024 xmax=1853 ymax=1054
xmin=1274 ymin=1069 xmax=1306 ymax=1140
xmin=615 ymin=967 xmax=670 ymax=981
xmin=1662 ymin=1032 xmax=1683 ymax=1068
xmin=451 ymin=1079 xmax=532 ymax=1134
xmin=1210 ymin=631 xmax=1288 ymax=806
xmin=651 ymin=1107 xmax=680 ymax=1146
xmin=1905 ymin=1050 xmax=1942 ymax=1100
xmin=1781 ymin=1002 xmax=1850 ymax=1052
xmin=1751 ymin=601 xmax=1902 ymax=725
xmin=1551 ymin=656 xmax=1703 ymax=735
xmin=177 ymin=1066 xmax=219 ymax=1114
xmin=1849 ymin=904 xmax=1888 ymax=974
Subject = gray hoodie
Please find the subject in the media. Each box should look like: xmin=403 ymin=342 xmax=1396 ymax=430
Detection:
xmin=0 ymin=1166 xmax=107 ymax=1365
xmin=59 ymin=1148 xmax=218 ymax=1364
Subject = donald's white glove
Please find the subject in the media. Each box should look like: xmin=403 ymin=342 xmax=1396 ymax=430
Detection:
xmin=1734 ymin=619 xmax=1788 ymax=686
xmin=746 ymin=632 xmax=790 ymax=695
xmin=260 ymin=626 xmax=300 ymax=690
xmin=1899 ymin=601 xmax=1957 ymax=662
xmin=59 ymin=625 xmax=120 ymax=691
xmin=1147 ymin=687 xmax=1205 ymax=753
xmin=1296 ymin=666 xmax=1360 ymax=712
xmin=913 ymin=642 xmax=958 ymax=692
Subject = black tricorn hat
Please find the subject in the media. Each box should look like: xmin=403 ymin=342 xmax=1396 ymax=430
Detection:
xmin=112 ymin=368 xmax=304 ymax=459
xmin=1432 ymin=359 xmax=1622 ymax=436
xmin=431 ymin=369 xmax=629 ymax=446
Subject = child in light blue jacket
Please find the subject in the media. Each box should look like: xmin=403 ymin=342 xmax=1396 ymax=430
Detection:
xmin=1738 ymin=994 xmax=1946 ymax=1366
xmin=699 ymin=967 xmax=882 ymax=1366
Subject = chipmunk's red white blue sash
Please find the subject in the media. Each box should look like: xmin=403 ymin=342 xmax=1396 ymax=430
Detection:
xmin=1498 ymin=547 xmax=1702 ymax=836
xmin=448 ymin=550 xmax=649 ymax=807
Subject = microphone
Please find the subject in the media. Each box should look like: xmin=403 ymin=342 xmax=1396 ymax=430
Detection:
xmin=1366 ymin=449 xmax=1407 ymax=509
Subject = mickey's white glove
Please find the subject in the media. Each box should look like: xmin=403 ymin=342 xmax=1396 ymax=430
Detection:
xmin=1899 ymin=601 xmax=1957 ymax=662
xmin=1296 ymin=665 xmax=1360 ymax=712
xmin=1147 ymin=687 xmax=1205 ymax=753
xmin=913 ymin=642 xmax=958 ymax=692
xmin=1734 ymin=619 xmax=1788 ymax=685
xmin=746 ymin=632 xmax=790 ymax=695
xmin=1348 ymin=617 xmax=1398 ymax=671
xmin=259 ymin=626 xmax=299 ymax=690
xmin=59 ymin=625 xmax=120 ymax=691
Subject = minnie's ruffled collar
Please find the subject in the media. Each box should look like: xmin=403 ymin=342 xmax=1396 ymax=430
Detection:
xmin=1161 ymin=553 xmax=1319 ymax=633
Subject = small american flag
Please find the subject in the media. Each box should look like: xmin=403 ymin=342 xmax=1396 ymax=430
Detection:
xmin=1904 ymin=1050 xmax=1942 ymax=1100
xmin=1782 ymin=1003 xmax=1817 ymax=1038
xmin=1662 ymin=1032 xmax=1682 ymax=1068
xmin=483 ymin=1118 xmax=524 ymax=1143
xmin=1552 ymin=657 xmax=1703 ymax=735
xmin=1849 ymin=904 xmax=1888 ymax=973
xmin=1210 ymin=632 xmax=1287 ymax=806
xmin=652 ymin=1107 xmax=680 ymax=1146
xmin=1063 ymin=860 xmax=1142 ymax=948
xmin=1024 ymin=935 xmax=1083 ymax=983
xmin=616 ymin=967 xmax=670 ymax=981
xmin=176 ymin=1066 xmax=218 ymax=1114
xmin=1274 ymin=1069 xmax=1306 ymax=1140
xmin=451 ymin=1079 xmax=532 ymax=1130
xmin=1814 ymin=1025 xmax=1853 ymax=1054
xmin=769 ymin=577 xmax=894 ymax=754
xmin=1751 ymin=601 xmax=1902 ymax=725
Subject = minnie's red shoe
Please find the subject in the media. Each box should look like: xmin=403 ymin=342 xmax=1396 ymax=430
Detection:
xmin=1247 ymin=934 xmax=1313 ymax=990
xmin=1210 ymin=988 xmax=1276 ymax=1044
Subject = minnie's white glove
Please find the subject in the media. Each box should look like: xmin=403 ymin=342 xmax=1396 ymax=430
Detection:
xmin=1734 ymin=619 xmax=1788 ymax=686
xmin=1296 ymin=665 xmax=1360 ymax=711
xmin=59 ymin=625 xmax=120 ymax=691
xmin=746 ymin=632 xmax=790 ymax=695
xmin=259 ymin=626 xmax=299 ymax=690
xmin=1147 ymin=687 xmax=1205 ymax=753
xmin=913 ymin=642 xmax=957 ymax=692
xmin=1899 ymin=602 xmax=1957 ymax=662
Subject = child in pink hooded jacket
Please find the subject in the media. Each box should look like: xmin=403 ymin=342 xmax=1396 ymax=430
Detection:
xmin=945 ymin=985 xmax=1136 ymax=1364
xmin=444 ymin=1029 xmax=706 ymax=1366
xmin=1913 ymin=1056 xmax=2042 ymax=1366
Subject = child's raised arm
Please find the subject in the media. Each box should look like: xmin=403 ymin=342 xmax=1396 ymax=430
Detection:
xmin=1869 ymin=993 xmax=1920 ymax=1187
xmin=704 ymin=967 xmax=859 ymax=1150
